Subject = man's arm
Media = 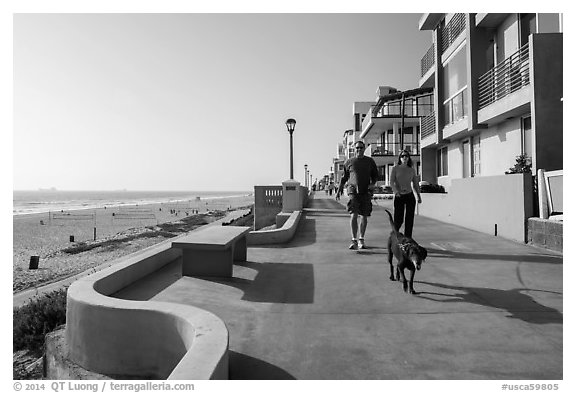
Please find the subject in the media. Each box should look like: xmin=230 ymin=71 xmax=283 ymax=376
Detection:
xmin=336 ymin=163 xmax=349 ymax=199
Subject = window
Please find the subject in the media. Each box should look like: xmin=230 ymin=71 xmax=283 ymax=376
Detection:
xmin=463 ymin=140 xmax=471 ymax=178
xmin=443 ymin=87 xmax=467 ymax=126
xmin=472 ymin=136 xmax=481 ymax=177
xmin=520 ymin=14 xmax=536 ymax=46
xmin=521 ymin=116 xmax=533 ymax=163
xmin=416 ymin=94 xmax=433 ymax=117
xmin=437 ymin=147 xmax=448 ymax=176
xmin=377 ymin=166 xmax=386 ymax=182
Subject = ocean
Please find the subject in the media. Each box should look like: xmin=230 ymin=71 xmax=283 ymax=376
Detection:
xmin=13 ymin=190 xmax=254 ymax=216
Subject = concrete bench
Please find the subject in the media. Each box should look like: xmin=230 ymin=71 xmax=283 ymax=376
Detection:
xmin=172 ymin=225 xmax=252 ymax=277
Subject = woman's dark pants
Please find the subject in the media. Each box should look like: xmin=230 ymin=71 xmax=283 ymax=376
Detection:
xmin=394 ymin=193 xmax=416 ymax=238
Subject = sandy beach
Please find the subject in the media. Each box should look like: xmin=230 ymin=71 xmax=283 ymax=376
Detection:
xmin=13 ymin=195 xmax=254 ymax=293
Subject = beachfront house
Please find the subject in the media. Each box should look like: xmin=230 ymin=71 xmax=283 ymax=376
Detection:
xmin=412 ymin=13 xmax=563 ymax=244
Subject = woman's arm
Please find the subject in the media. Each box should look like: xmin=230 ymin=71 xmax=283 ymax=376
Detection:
xmin=412 ymin=168 xmax=422 ymax=203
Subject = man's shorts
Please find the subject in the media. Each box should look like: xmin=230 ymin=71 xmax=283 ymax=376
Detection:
xmin=347 ymin=193 xmax=373 ymax=216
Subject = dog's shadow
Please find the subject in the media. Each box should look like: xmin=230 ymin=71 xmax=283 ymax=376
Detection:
xmin=417 ymin=281 xmax=562 ymax=325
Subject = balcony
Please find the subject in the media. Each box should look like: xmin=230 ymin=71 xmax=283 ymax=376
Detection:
xmin=421 ymin=43 xmax=435 ymax=77
xmin=478 ymin=43 xmax=530 ymax=110
xmin=367 ymin=142 xmax=420 ymax=158
xmin=440 ymin=13 xmax=466 ymax=55
xmin=421 ymin=111 xmax=436 ymax=139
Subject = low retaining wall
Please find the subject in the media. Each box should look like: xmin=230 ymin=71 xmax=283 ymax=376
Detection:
xmin=418 ymin=173 xmax=533 ymax=243
xmin=62 ymin=237 xmax=229 ymax=380
xmin=247 ymin=210 xmax=301 ymax=245
xmin=527 ymin=217 xmax=563 ymax=253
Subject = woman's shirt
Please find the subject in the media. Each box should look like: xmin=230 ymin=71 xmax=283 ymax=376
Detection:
xmin=390 ymin=165 xmax=420 ymax=195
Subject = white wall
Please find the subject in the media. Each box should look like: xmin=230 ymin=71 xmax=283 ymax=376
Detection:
xmin=481 ymin=119 xmax=522 ymax=176
xmin=418 ymin=173 xmax=533 ymax=242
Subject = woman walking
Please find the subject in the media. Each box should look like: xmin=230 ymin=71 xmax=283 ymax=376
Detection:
xmin=390 ymin=150 xmax=422 ymax=238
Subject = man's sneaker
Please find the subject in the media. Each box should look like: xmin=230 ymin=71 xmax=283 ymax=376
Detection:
xmin=348 ymin=240 xmax=358 ymax=250
xmin=358 ymin=238 xmax=366 ymax=249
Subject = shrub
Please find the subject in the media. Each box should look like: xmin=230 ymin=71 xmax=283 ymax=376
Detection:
xmin=13 ymin=288 xmax=68 ymax=356
xmin=505 ymin=153 xmax=532 ymax=174
xmin=420 ymin=183 xmax=445 ymax=193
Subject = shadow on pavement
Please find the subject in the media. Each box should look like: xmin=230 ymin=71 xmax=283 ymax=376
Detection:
xmin=418 ymin=281 xmax=563 ymax=324
xmin=427 ymin=247 xmax=563 ymax=265
xmin=229 ymin=351 xmax=296 ymax=380
xmin=202 ymin=261 xmax=315 ymax=304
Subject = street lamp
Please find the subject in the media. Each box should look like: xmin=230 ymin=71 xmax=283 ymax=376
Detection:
xmin=285 ymin=118 xmax=296 ymax=179
xmin=304 ymin=164 xmax=308 ymax=187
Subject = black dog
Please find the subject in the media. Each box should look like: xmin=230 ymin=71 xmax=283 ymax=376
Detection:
xmin=385 ymin=209 xmax=428 ymax=294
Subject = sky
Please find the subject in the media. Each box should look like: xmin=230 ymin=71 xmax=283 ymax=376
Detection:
xmin=12 ymin=11 xmax=433 ymax=192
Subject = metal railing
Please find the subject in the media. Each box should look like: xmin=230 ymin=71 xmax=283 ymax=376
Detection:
xmin=373 ymin=101 xmax=434 ymax=118
xmin=440 ymin=13 xmax=466 ymax=54
xmin=478 ymin=43 xmax=531 ymax=109
xmin=443 ymin=88 xmax=467 ymax=126
xmin=421 ymin=43 xmax=435 ymax=77
xmin=370 ymin=142 xmax=420 ymax=157
xmin=421 ymin=111 xmax=436 ymax=139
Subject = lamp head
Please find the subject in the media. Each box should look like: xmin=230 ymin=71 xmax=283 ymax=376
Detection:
xmin=285 ymin=118 xmax=296 ymax=133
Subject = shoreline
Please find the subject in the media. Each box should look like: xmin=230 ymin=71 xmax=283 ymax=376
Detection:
xmin=13 ymin=192 xmax=254 ymax=217
xmin=13 ymin=195 xmax=254 ymax=293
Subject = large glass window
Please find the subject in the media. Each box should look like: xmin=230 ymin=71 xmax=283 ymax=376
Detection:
xmin=443 ymin=87 xmax=467 ymax=126
xmin=442 ymin=46 xmax=468 ymax=126
xmin=443 ymin=47 xmax=467 ymax=99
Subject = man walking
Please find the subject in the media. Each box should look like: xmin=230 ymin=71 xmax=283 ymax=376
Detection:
xmin=336 ymin=140 xmax=378 ymax=250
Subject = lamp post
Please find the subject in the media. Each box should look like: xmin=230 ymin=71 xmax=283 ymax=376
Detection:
xmin=304 ymin=164 xmax=308 ymax=188
xmin=285 ymin=118 xmax=296 ymax=179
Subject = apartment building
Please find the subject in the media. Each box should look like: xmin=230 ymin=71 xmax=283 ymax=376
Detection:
xmin=360 ymin=86 xmax=434 ymax=185
xmin=418 ymin=13 xmax=562 ymax=189
xmin=413 ymin=13 xmax=562 ymax=242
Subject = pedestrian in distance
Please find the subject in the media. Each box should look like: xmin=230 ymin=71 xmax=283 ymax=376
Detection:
xmin=390 ymin=149 xmax=422 ymax=238
xmin=336 ymin=140 xmax=378 ymax=250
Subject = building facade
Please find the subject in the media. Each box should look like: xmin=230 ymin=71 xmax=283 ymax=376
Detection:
xmin=333 ymin=101 xmax=375 ymax=187
xmin=361 ymin=86 xmax=434 ymax=186
xmin=418 ymin=13 xmax=563 ymax=190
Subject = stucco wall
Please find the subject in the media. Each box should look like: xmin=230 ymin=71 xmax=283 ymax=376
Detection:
xmin=481 ymin=118 xmax=523 ymax=176
xmin=418 ymin=173 xmax=533 ymax=242
xmin=254 ymin=185 xmax=282 ymax=230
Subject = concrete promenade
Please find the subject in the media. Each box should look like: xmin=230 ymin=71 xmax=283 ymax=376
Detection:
xmin=114 ymin=193 xmax=563 ymax=380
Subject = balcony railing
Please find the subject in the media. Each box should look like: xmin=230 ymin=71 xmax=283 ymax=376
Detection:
xmin=440 ymin=13 xmax=466 ymax=54
xmin=478 ymin=43 xmax=530 ymax=109
xmin=369 ymin=142 xmax=420 ymax=157
xmin=421 ymin=43 xmax=435 ymax=77
xmin=372 ymin=100 xmax=434 ymax=118
xmin=421 ymin=111 xmax=436 ymax=139
xmin=443 ymin=88 xmax=467 ymax=126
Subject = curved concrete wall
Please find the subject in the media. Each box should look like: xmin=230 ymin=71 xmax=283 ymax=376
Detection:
xmin=65 ymin=238 xmax=229 ymax=380
xmin=247 ymin=210 xmax=301 ymax=245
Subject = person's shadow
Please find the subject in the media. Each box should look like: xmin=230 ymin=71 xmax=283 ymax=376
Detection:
xmin=417 ymin=281 xmax=562 ymax=325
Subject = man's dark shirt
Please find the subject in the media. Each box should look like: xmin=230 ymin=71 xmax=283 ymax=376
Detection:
xmin=340 ymin=155 xmax=378 ymax=194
